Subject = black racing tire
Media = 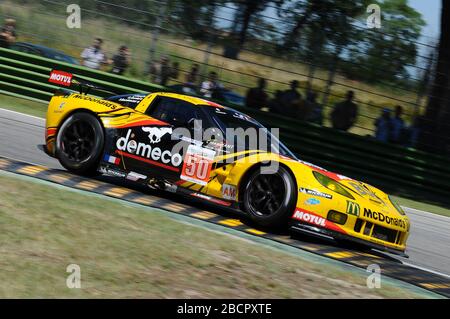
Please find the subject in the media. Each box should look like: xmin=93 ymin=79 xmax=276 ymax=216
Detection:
xmin=55 ymin=112 xmax=104 ymax=176
xmin=242 ymin=165 xmax=297 ymax=228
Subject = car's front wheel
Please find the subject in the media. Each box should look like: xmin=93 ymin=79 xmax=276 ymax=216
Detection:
xmin=55 ymin=112 xmax=104 ymax=175
xmin=242 ymin=165 xmax=297 ymax=228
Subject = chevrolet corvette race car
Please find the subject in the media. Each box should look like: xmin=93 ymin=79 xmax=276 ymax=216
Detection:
xmin=44 ymin=70 xmax=410 ymax=256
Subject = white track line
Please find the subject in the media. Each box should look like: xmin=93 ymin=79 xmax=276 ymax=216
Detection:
xmin=0 ymin=108 xmax=45 ymax=121
xmin=401 ymin=262 xmax=450 ymax=279
xmin=403 ymin=206 xmax=450 ymax=221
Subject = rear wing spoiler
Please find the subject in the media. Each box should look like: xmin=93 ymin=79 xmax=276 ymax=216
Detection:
xmin=48 ymin=70 xmax=118 ymax=96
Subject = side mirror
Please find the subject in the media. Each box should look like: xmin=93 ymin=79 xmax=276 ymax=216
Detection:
xmin=187 ymin=118 xmax=204 ymax=132
xmin=187 ymin=118 xmax=196 ymax=129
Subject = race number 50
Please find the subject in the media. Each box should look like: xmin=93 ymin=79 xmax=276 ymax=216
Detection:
xmin=181 ymin=145 xmax=216 ymax=186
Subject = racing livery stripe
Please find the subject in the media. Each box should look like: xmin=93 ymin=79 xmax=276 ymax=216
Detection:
xmin=191 ymin=193 xmax=232 ymax=207
xmin=115 ymin=150 xmax=180 ymax=172
xmin=46 ymin=128 xmax=57 ymax=136
xmin=96 ymin=108 xmax=127 ymax=115
xmin=111 ymin=119 xmax=168 ymax=129
xmin=204 ymin=100 xmax=224 ymax=108
xmin=214 ymin=151 xmax=262 ymax=169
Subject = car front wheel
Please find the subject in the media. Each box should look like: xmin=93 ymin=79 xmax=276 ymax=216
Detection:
xmin=242 ymin=165 xmax=297 ymax=228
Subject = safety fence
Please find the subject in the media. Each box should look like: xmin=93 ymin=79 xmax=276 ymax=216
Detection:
xmin=0 ymin=0 xmax=434 ymax=137
xmin=1 ymin=47 xmax=450 ymax=203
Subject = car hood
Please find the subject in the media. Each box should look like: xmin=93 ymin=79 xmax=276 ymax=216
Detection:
xmin=287 ymin=157 xmax=405 ymax=217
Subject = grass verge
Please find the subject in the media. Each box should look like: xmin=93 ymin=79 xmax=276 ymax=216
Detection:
xmin=392 ymin=196 xmax=450 ymax=218
xmin=0 ymin=94 xmax=47 ymax=118
xmin=0 ymin=172 xmax=436 ymax=298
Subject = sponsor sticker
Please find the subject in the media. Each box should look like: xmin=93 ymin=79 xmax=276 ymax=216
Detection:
xmin=292 ymin=209 xmax=326 ymax=227
xmin=180 ymin=145 xmax=215 ymax=186
xmin=126 ymin=171 xmax=147 ymax=182
xmin=299 ymin=188 xmax=332 ymax=199
xmin=116 ymin=129 xmax=183 ymax=168
xmin=305 ymin=198 xmax=320 ymax=205
xmin=103 ymin=154 xmax=120 ymax=165
xmin=346 ymin=200 xmax=360 ymax=216
xmin=49 ymin=70 xmax=73 ymax=87
xmin=166 ymin=184 xmax=178 ymax=193
xmin=99 ymin=166 xmax=126 ymax=178
xmin=363 ymin=208 xmax=407 ymax=230
xmin=222 ymin=184 xmax=237 ymax=200
xmin=142 ymin=127 xmax=173 ymax=144
xmin=72 ymin=94 xmax=119 ymax=109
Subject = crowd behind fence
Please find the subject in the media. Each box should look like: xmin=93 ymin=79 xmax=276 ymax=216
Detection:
xmin=0 ymin=0 xmax=446 ymax=151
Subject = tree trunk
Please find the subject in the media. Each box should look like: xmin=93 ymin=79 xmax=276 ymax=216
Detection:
xmin=420 ymin=0 xmax=450 ymax=152
xmin=223 ymin=1 xmax=258 ymax=60
xmin=283 ymin=14 xmax=309 ymax=50
xmin=238 ymin=5 xmax=253 ymax=47
xmin=322 ymin=45 xmax=342 ymax=108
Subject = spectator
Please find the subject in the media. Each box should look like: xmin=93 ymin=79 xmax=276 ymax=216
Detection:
xmin=0 ymin=18 xmax=17 ymax=48
xmin=245 ymin=78 xmax=268 ymax=110
xmin=268 ymin=90 xmax=284 ymax=114
xmin=185 ymin=63 xmax=199 ymax=88
xmin=331 ymin=90 xmax=358 ymax=131
xmin=280 ymin=80 xmax=302 ymax=117
xmin=408 ymin=115 xmax=424 ymax=148
xmin=171 ymin=61 xmax=180 ymax=81
xmin=374 ymin=108 xmax=392 ymax=142
xmin=390 ymin=105 xmax=405 ymax=144
xmin=149 ymin=60 xmax=158 ymax=82
xmin=305 ymin=91 xmax=323 ymax=125
xmin=110 ymin=45 xmax=131 ymax=75
xmin=150 ymin=56 xmax=172 ymax=86
xmin=81 ymin=38 xmax=109 ymax=70
xmin=200 ymin=71 xmax=220 ymax=98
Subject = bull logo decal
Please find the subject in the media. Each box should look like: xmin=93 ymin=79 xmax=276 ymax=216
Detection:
xmin=142 ymin=127 xmax=173 ymax=144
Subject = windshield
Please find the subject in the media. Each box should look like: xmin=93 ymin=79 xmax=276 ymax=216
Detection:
xmin=222 ymin=91 xmax=245 ymax=106
xmin=204 ymin=106 xmax=297 ymax=159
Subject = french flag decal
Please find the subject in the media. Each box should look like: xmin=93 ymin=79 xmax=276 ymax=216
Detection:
xmin=103 ymin=154 xmax=120 ymax=165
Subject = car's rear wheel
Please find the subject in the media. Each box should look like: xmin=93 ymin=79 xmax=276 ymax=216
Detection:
xmin=242 ymin=165 xmax=297 ymax=228
xmin=55 ymin=112 xmax=104 ymax=175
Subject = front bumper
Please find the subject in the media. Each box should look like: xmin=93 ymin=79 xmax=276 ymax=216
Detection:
xmin=290 ymin=221 xmax=409 ymax=258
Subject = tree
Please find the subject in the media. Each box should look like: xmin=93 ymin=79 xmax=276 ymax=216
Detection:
xmin=350 ymin=0 xmax=424 ymax=84
xmin=223 ymin=0 xmax=284 ymax=59
xmin=173 ymin=0 xmax=221 ymax=41
xmin=281 ymin=0 xmax=368 ymax=51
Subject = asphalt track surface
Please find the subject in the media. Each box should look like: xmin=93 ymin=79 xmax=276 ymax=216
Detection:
xmin=1 ymin=108 xmax=449 ymax=279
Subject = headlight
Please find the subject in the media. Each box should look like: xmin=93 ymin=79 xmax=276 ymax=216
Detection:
xmin=327 ymin=211 xmax=348 ymax=225
xmin=313 ymin=171 xmax=355 ymax=200
xmin=389 ymin=196 xmax=406 ymax=215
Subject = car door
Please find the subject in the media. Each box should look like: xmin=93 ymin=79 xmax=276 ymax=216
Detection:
xmin=116 ymin=96 xmax=215 ymax=187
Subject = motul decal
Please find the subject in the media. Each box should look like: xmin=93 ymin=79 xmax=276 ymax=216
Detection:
xmin=292 ymin=208 xmax=346 ymax=234
xmin=49 ymin=70 xmax=73 ymax=87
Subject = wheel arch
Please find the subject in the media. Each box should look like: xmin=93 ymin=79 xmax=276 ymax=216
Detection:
xmin=56 ymin=108 xmax=104 ymax=132
xmin=237 ymin=161 xmax=298 ymax=210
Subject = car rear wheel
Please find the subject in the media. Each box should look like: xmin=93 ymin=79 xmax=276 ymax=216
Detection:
xmin=242 ymin=165 xmax=297 ymax=228
xmin=55 ymin=112 xmax=104 ymax=175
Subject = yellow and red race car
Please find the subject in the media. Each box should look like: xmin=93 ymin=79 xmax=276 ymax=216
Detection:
xmin=44 ymin=71 xmax=410 ymax=256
